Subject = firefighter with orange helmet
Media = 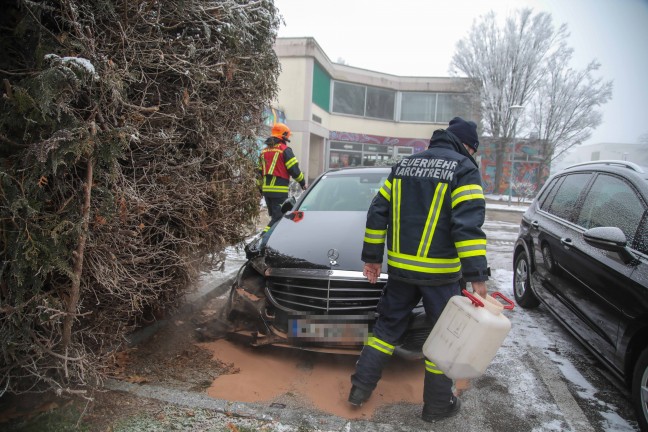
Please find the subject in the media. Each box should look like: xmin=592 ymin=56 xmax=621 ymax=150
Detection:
xmin=258 ymin=123 xmax=307 ymax=230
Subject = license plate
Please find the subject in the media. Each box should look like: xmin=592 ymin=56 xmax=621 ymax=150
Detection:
xmin=289 ymin=316 xmax=369 ymax=343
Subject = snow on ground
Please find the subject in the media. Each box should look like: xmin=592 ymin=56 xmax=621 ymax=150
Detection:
xmin=480 ymin=208 xmax=635 ymax=430
xmin=491 ymin=268 xmax=637 ymax=431
xmin=486 ymin=194 xmax=531 ymax=213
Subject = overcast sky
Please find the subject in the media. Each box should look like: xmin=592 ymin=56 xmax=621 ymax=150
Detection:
xmin=273 ymin=0 xmax=648 ymax=147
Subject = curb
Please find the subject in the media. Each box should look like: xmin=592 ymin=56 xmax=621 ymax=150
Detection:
xmin=104 ymin=379 xmax=422 ymax=432
xmin=486 ymin=206 xmax=527 ymax=213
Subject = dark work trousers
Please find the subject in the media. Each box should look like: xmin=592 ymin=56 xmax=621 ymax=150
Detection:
xmin=351 ymin=279 xmax=461 ymax=407
xmin=264 ymin=195 xmax=287 ymax=226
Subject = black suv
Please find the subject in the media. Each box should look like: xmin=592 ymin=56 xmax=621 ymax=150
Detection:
xmin=513 ymin=160 xmax=648 ymax=429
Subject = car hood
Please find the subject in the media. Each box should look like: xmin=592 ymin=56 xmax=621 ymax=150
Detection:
xmin=261 ymin=211 xmax=388 ymax=272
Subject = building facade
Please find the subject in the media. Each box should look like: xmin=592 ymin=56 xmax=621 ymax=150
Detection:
xmin=272 ymin=37 xmax=481 ymax=183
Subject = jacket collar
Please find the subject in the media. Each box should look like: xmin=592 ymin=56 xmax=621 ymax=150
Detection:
xmin=428 ymin=129 xmax=479 ymax=168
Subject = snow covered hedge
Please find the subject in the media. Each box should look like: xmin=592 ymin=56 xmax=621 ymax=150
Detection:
xmin=0 ymin=0 xmax=280 ymax=394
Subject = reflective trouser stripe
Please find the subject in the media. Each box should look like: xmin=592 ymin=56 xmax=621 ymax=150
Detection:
xmin=262 ymin=225 xmax=270 ymax=233
xmin=367 ymin=336 xmax=395 ymax=356
xmin=425 ymin=359 xmax=444 ymax=375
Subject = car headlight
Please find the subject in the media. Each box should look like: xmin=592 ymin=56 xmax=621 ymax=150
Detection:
xmin=244 ymin=234 xmax=264 ymax=259
xmin=250 ymin=256 xmax=269 ymax=275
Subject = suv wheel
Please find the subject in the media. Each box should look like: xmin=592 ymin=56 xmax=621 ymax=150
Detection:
xmin=513 ymin=250 xmax=539 ymax=308
xmin=632 ymin=348 xmax=648 ymax=431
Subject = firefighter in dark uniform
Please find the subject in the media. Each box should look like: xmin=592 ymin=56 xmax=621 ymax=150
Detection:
xmin=258 ymin=123 xmax=307 ymax=232
xmin=348 ymin=117 xmax=489 ymax=422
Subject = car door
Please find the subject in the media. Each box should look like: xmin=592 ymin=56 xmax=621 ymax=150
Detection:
xmin=621 ymin=219 xmax=648 ymax=374
xmin=529 ymin=173 xmax=592 ymax=314
xmin=559 ymin=173 xmax=647 ymax=368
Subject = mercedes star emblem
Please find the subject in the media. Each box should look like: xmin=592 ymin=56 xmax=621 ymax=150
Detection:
xmin=327 ymin=248 xmax=339 ymax=266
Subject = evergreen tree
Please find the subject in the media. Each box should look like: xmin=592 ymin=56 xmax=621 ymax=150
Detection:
xmin=0 ymin=0 xmax=280 ymax=394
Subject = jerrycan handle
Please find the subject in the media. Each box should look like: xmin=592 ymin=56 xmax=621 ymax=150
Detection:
xmin=492 ymin=292 xmax=515 ymax=310
xmin=461 ymin=289 xmax=484 ymax=307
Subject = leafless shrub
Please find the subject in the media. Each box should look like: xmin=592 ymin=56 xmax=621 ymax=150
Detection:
xmin=512 ymin=181 xmax=537 ymax=203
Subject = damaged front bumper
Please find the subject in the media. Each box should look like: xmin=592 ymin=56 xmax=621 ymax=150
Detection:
xmin=225 ymin=261 xmax=431 ymax=358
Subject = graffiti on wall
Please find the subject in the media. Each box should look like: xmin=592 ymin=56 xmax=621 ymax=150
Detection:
xmin=479 ymin=139 xmax=550 ymax=195
xmin=263 ymin=107 xmax=286 ymax=126
xmin=255 ymin=107 xmax=288 ymax=154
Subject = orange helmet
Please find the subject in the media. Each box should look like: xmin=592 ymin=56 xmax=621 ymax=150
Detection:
xmin=270 ymin=123 xmax=291 ymax=142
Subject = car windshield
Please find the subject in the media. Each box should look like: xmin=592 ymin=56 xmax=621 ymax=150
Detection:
xmin=298 ymin=172 xmax=388 ymax=211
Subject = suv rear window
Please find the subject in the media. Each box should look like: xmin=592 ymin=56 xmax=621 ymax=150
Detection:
xmin=541 ymin=173 xmax=592 ymax=221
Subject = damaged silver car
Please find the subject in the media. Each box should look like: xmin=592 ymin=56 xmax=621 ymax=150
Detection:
xmin=225 ymin=166 xmax=431 ymax=358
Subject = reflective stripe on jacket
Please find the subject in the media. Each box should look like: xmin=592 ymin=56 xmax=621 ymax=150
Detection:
xmin=361 ymin=130 xmax=488 ymax=284
xmin=257 ymin=142 xmax=305 ymax=197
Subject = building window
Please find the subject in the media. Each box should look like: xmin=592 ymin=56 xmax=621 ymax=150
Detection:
xmin=332 ymin=82 xmax=366 ymax=116
xmin=331 ymin=81 xmax=474 ymax=124
xmin=400 ymin=92 xmax=473 ymax=122
xmin=332 ymin=81 xmax=396 ymax=119
xmin=328 ymin=141 xmax=413 ymax=169
xmin=436 ymin=93 xmax=473 ymax=123
xmin=400 ymin=92 xmax=436 ymax=122
xmin=329 ymin=142 xmax=363 ymax=168
xmin=366 ymin=87 xmax=395 ymax=120
xmin=396 ymin=146 xmax=414 ymax=156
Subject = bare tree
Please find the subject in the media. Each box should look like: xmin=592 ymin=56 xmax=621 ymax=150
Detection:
xmin=451 ymin=9 xmax=569 ymax=193
xmin=530 ymin=52 xmax=612 ymax=167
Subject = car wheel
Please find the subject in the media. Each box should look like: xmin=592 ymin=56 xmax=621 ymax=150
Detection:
xmin=513 ymin=250 xmax=540 ymax=308
xmin=632 ymin=347 xmax=648 ymax=431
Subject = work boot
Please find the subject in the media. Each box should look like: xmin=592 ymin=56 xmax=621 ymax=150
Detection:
xmin=421 ymin=396 xmax=461 ymax=422
xmin=348 ymin=385 xmax=372 ymax=406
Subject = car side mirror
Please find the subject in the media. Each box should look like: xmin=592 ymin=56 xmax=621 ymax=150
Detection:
xmin=281 ymin=196 xmax=296 ymax=214
xmin=583 ymin=226 xmax=637 ymax=265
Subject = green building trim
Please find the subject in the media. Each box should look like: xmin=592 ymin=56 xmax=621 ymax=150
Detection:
xmin=312 ymin=61 xmax=330 ymax=111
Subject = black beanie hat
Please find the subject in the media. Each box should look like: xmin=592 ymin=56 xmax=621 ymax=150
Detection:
xmin=446 ymin=117 xmax=479 ymax=152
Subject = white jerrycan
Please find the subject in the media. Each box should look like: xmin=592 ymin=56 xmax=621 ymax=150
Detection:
xmin=422 ymin=290 xmax=514 ymax=379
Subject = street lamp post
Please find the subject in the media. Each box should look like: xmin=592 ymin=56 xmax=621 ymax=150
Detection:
xmin=508 ymin=105 xmax=524 ymax=206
